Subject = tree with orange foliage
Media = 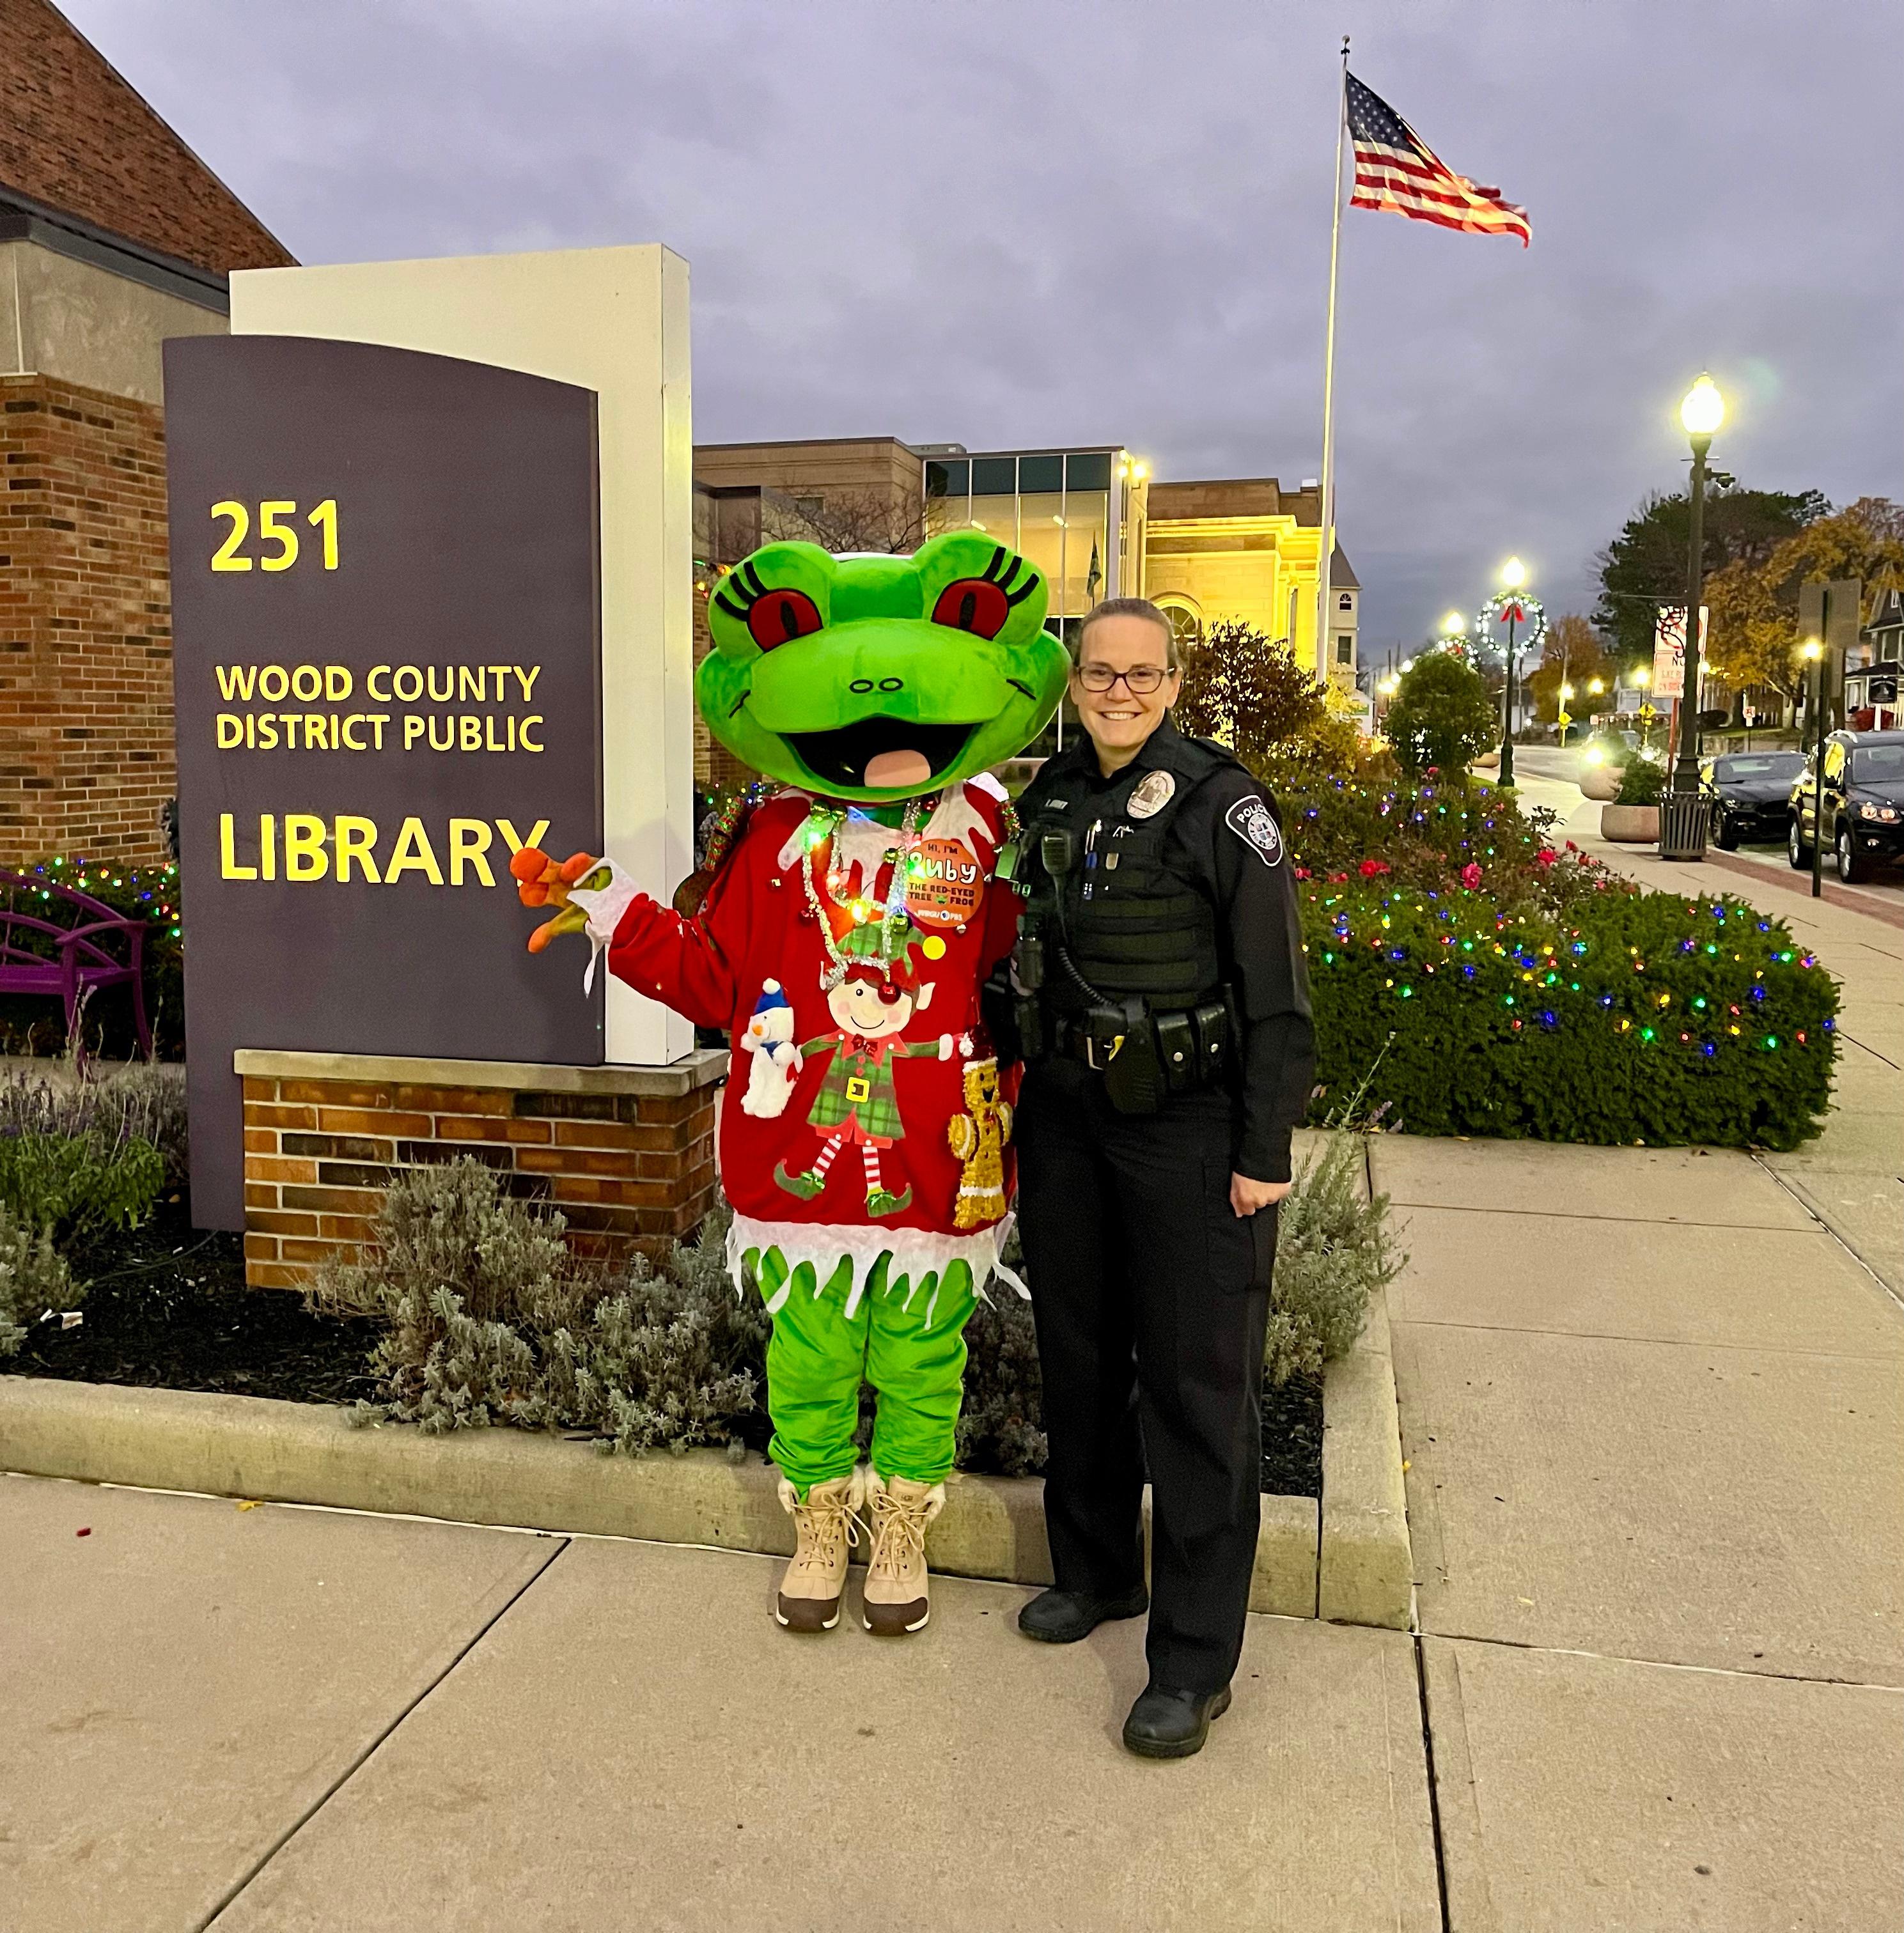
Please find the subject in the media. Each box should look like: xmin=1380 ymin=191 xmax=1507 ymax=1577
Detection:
xmin=1705 ymin=497 xmax=1904 ymax=699
xmin=1524 ymin=614 xmax=1611 ymax=724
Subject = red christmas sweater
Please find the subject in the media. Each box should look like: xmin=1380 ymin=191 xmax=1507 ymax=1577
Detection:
xmin=599 ymin=783 xmax=1020 ymax=1260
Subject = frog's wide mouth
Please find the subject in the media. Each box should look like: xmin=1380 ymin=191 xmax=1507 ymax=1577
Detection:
xmin=784 ymin=717 xmax=976 ymax=793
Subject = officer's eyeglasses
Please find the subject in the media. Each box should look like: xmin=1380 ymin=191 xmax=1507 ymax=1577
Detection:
xmin=1075 ymin=662 xmax=1173 ymax=695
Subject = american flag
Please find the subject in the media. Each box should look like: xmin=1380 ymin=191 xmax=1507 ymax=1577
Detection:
xmin=1346 ymin=74 xmax=1531 ymax=246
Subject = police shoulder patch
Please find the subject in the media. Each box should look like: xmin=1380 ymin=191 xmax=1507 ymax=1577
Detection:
xmin=1225 ymin=795 xmax=1284 ymax=867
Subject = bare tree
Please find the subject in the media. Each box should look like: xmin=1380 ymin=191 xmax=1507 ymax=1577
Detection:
xmin=763 ymin=485 xmax=926 ymax=556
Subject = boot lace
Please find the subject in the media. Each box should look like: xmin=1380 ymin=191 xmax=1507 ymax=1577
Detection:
xmin=867 ymin=1488 xmax=934 ymax=1583
xmin=793 ymin=1494 xmax=860 ymax=1576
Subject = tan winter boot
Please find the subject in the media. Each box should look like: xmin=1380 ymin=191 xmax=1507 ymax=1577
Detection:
xmin=775 ymin=1470 xmax=864 ymax=1632
xmin=861 ymin=1469 xmax=945 ymax=1636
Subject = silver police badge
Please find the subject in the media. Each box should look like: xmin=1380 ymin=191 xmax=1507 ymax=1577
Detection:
xmin=1225 ymin=796 xmax=1284 ymax=867
xmin=1127 ymin=770 xmax=1176 ymax=819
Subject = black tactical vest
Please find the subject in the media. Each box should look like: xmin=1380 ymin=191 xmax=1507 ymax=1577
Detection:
xmin=1022 ymin=730 xmax=1235 ymax=1014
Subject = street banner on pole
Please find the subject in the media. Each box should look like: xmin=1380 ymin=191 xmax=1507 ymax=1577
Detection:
xmin=1652 ymin=605 xmax=1707 ymax=700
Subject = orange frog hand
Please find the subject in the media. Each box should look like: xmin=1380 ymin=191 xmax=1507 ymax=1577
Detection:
xmin=527 ymin=905 xmax=589 ymax=953
xmin=510 ymin=848 xmax=609 ymax=954
xmin=510 ymin=847 xmax=605 ymax=908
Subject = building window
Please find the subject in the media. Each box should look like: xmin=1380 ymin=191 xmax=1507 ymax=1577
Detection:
xmin=1336 ymin=633 xmax=1354 ymax=665
xmin=794 ymin=495 xmax=824 ymax=519
xmin=923 ymin=460 xmax=969 ymax=499
xmin=1065 ymin=452 xmax=1112 ymax=492
xmin=1018 ymin=453 xmax=1062 ymax=493
xmin=1157 ymin=597 xmax=1202 ymax=655
xmin=971 ymin=456 xmax=1016 ymax=496
xmin=1338 ymin=593 xmax=1354 ymax=612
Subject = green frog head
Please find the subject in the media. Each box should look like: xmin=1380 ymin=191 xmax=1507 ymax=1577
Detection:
xmin=698 ymin=529 xmax=1068 ymax=802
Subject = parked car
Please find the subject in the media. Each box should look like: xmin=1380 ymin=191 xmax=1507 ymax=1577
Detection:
xmin=1788 ymin=729 xmax=1904 ymax=883
xmin=1701 ymin=750 xmax=1808 ymax=849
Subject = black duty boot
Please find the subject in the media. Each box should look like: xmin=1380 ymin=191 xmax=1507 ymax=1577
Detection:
xmin=1016 ymin=1583 xmax=1150 ymax=1645
xmin=1121 ymin=1682 xmax=1233 ymax=1759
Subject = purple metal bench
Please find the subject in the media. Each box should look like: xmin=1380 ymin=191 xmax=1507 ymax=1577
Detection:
xmin=0 ymin=870 xmax=151 ymax=1055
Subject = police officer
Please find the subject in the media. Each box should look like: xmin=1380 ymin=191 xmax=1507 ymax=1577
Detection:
xmin=1005 ymin=596 xmax=1315 ymax=1759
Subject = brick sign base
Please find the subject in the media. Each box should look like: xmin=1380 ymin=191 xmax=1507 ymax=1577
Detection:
xmin=233 ymin=1048 xmax=726 ymax=1287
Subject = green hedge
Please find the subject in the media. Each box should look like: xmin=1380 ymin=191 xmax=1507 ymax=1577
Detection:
xmin=1304 ymin=880 xmax=1839 ymax=1149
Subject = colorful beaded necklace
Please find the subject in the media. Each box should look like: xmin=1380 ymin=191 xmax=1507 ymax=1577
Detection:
xmin=797 ymin=796 xmax=926 ymax=990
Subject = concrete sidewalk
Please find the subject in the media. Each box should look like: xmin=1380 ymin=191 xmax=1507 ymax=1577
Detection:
xmin=3 ymin=1473 xmax=1439 ymax=1933
xmin=1392 ymin=778 xmax=1904 ymax=1927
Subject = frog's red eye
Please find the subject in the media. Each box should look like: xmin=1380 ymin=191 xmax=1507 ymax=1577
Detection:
xmin=747 ymin=587 xmax=823 ymax=650
xmin=932 ymin=578 xmax=1010 ymax=640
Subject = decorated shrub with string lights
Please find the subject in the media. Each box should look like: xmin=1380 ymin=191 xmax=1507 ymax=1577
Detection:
xmin=1302 ymin=880 xmax=1838 ymax=1149
xmin=0 ymin=858 xmax=183 ymax=1058
xmin=1269 ymin=760 xmax=1617 ymax=917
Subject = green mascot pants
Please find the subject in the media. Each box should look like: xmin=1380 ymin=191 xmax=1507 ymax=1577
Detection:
xmin=744 ymin=1246 xmax=977 ymax=1497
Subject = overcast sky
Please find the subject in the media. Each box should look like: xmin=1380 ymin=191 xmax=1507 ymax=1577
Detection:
xmin=67 ymin=0 xmax=1903 ymax=656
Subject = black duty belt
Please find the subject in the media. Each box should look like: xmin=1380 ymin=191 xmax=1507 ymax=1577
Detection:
xmin=1049 ymin=994 xmax=1236 ymax=1111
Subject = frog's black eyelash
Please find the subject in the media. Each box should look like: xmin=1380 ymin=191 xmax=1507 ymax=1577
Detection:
xmin=981 ymin=546 xmax=1041 ymax=609
xmin=712 ymin=559 xmax=772 ymax=623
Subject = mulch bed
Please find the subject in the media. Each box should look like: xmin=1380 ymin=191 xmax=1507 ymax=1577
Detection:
xmin=8 ymin=1202 xmax=1326 ymax=1500
xmin=12 ymin=1199 xmax=380 ymax=1405
xmin=1260 ymin=1374 xmax=1324 ymax=1500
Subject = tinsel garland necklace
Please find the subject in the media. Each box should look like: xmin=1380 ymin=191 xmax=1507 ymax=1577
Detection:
xmin=799 ymin=795 xmax=926 ymax=988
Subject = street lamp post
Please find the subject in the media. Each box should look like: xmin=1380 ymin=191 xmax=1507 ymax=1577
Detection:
xmin=1492 ymin=559 xmax=1527 ymax=789
xmin=1801 ymin=637 xmax=1825 ymax=899
xmin=1661 ymin=373 xmax=1725 ymax=859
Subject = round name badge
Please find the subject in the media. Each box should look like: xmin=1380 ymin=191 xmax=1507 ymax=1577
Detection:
xmin=905 ymin=837 xmax=985 ymax=929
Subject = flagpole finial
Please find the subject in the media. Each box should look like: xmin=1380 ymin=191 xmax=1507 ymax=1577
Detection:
xmin=1341 ymin=34 xmax=1350 ymax=57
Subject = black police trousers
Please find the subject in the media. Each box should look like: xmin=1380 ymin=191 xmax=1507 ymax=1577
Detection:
xmin=1015 ymin=1058 xmax=1274 ymax=1695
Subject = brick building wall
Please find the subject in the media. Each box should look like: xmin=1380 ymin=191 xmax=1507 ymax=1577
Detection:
xmin=0 ymin=369 xmax=173 ymax=862
xmin=236 ymin=1048 xmax=726 ymax=1287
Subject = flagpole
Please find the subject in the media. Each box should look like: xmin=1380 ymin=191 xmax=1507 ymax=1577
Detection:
xmin=1313 ymin=36 xmax=1349 ymax=687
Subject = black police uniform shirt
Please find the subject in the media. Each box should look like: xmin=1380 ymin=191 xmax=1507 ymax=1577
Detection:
xmin=1019 ymin=715 xmax=1316 ymax=1184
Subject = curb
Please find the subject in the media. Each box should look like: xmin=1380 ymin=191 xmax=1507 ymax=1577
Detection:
xmin=0 ymin=1308 xmax=1407 ymax=1626
xmin=1319 ymin=1280 xmax=1412 ymax=1629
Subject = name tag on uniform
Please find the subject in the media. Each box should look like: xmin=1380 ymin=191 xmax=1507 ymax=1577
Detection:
xmin=846 ymin=1076 xmax=873 ymax=1103
xmin=1226 ymin=796 xmax=1284 ymax=867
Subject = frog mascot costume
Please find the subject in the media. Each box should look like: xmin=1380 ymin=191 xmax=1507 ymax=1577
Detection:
xmin=510 ymin=531 xmax=1066 ymax=1636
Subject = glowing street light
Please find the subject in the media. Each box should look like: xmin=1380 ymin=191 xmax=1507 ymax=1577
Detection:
xmin=1680 ymin=373 xmax=1725 ymax=438
xmin=1500 ymin=555 xmax=1527 ymax=591
xmin=1559 ymin=682 xmax=1574 ymax=701
xmin=1588 ymin=676 xmax=1605 ymax=695
xmin=1442 ymin=610 xmax=1465 ymax=638
xmin=1662 ymin=372 xmax=1727 ymax=858
xmin=1400 ymin=656 xmax=1416 ymax=673
xmin=1631 ymin=665 xmax=1651 ymax=690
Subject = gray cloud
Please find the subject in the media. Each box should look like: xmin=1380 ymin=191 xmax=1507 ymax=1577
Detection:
xmin=68 ymin=0 xmax=1902 ymax=653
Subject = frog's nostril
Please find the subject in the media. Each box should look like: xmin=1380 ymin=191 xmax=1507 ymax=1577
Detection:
xmin=850 ymin=678 xmax=875 ymax=693
xmin=878 ymin=677 xmax=903 ymax=692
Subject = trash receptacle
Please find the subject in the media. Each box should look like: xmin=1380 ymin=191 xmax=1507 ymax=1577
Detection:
xmin=1658 ymin=791 xmax=1708 ymax=861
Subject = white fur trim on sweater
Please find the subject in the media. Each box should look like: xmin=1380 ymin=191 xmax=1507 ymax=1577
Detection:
xmin=726 ymin=1211 xmax=1011 ymax=1323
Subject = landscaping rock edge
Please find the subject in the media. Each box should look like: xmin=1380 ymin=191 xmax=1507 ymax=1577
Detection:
xmin=1320 ymin=1281 xmax=1412 ymax=1629
xmin=1 ymin=1297 xmax=1410 ymax=1627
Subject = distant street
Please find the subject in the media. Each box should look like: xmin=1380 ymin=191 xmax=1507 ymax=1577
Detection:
xmin=1504 ymin=742 xmax=1904 ymax=913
